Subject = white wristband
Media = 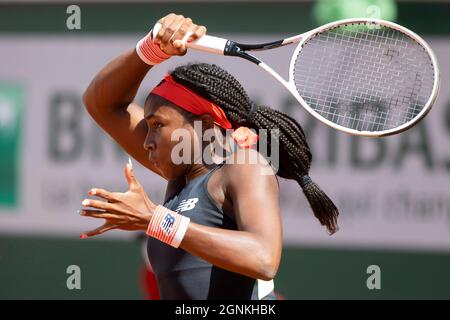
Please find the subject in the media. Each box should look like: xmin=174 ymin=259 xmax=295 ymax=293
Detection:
xmin=146 ymin=205 xmax=190 ymax=248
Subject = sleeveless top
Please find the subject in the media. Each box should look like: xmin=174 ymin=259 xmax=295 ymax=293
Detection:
xmin=146 ymin=163 xmax=276 ymax=300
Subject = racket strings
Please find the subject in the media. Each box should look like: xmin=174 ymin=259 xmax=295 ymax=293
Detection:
xmin=293 ymin=23 xmax=435 ymax=133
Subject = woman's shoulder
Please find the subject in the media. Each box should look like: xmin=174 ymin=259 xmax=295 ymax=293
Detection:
xmin=220 ymin=147 xmax=278 ymax=187
xmin=223 ymin=147 xmax=273 ymax=169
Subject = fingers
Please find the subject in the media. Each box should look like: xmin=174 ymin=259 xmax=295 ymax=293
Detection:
xmin=88 ymin=188 xmax=120 ymax=202
xmin=80 ymin=223 xmax=119 ymax=239
xmin=79 ymin=209 xmax=119 ymax=220
xmin=173 ymin=24 xmax=207 ymax=53
xmin=81 ymin=198 xmax=116 ymax=211
xmin=154 ymin=13 xmax=206 ymax=56
xmin=174 ymin=18 xmax=193 ymax=42
xmin=124 ymin=161 xmax=140 ymax=190
xmin=161 ymin=16 xmax=185 ymax=47
xmin=170 ymin=17 xmax=192 ymax=49
xmin=192 ymin=25 xmax=207 ymax=41
xmin=155 ymin=14 xmax=181 ymax=46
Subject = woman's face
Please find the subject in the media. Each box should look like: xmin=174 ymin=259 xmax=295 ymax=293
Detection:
xmin=143 ymin=94 xmax=202 ymax=180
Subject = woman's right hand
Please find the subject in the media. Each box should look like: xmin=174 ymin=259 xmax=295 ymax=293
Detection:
xmin=154 ymin=13 xmax=207 ymax=56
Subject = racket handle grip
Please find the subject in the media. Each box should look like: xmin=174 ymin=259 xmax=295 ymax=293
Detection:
xmin=151 ymin=22 xmax=228 ymax=55
xmin=187 ymin=36 xmax=228 ymax=55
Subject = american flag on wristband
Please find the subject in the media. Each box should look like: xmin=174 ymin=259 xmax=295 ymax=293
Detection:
xmin=146 ymin=205 xmax=191 ymax=248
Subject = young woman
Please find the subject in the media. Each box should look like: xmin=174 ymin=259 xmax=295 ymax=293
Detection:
xmin=80 ymin=13 xmax=339 ymax=300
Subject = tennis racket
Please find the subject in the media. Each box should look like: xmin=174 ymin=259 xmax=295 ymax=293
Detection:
xmin=152 ymin=18 xmax=440 ymax=137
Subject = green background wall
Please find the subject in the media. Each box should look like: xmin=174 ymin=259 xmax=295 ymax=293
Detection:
xmin=1 ymin=235 xmax=449 ymax=299
xmin=1 ymin=1 xmax=449 ymax=299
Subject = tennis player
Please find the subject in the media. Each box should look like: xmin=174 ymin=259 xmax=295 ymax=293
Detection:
xmin=80 ymin=13 xmax=339 ymax=300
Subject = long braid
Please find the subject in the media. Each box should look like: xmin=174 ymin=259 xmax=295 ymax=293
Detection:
xmin=170 ymin=63 xmax=339 ymax=234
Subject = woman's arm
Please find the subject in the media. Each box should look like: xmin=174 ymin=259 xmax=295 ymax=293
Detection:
xmin=179 ymin=150 xmax=282 ymax=281
xmin=82 ymin=50 xmax=158 ymax=172
xmin=82 ymin=13 xmax=206 ymax=173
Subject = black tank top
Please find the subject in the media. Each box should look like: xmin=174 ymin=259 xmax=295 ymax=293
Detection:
xmin=146 ymin=163 xmax=276 ymax=300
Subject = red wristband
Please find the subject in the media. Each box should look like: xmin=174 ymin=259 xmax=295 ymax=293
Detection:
xmin=136 ymin=31 xmax=171 ymax=66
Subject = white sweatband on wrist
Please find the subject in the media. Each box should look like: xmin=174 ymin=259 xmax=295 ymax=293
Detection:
xmin=146 ymin=205 xmax=190 ymax=248
xmin=136 ymin=31 xmax=171 ymax=66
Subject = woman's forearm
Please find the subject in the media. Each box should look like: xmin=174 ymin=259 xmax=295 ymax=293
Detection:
xmin=83 ymin=48 xmax=151 ymax=114
xmin=179 ymin=222 xmax=279 ymax=281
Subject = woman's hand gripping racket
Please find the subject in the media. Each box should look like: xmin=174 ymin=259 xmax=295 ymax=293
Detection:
xmin=152 ymin=18 xmax=440 ymax=137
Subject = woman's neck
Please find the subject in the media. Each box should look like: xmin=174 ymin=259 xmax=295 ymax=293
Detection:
xmin=184 ymin=162 xmax=218 ymax=183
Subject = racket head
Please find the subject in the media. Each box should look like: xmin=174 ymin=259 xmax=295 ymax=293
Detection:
xmin=288 ymin=18 xmax=440 ymax=137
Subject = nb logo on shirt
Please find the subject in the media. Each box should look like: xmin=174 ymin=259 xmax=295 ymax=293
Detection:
xmin=176 ymin=198 xmax=199 ymax=212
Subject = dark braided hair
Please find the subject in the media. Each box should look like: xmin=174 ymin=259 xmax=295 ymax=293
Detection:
xmin=169 ymin=63 xmax=339 ymax=234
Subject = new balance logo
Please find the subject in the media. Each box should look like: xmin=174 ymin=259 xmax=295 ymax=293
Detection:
xmin=160 ymin=213 xmax=175 ymax=235
xmin=176 ymin=198 xmax=199 ymax=212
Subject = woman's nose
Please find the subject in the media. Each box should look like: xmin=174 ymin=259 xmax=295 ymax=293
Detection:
xmin=143 ymin=133 xmax=155 ymax=151
xmin=143 ymin=140 xmax=155 ymax=151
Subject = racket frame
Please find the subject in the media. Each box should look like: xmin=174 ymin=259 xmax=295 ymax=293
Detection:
xmin=285 ymin=18 xmax=440 ymax=137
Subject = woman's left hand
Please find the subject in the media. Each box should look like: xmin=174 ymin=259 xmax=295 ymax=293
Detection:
xmin=79 ymin=160 xmax=157 ymax=238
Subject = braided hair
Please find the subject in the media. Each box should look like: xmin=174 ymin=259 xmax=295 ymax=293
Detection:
xmin=169 ymin=63 xmax=339 ymax=234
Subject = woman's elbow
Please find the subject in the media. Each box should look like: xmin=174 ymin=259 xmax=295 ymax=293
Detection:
xmin=82 ymin=89 xmax=95 ymax=113
xmin=258 ymin=254 xmax=280 ymax=281
xmin=259 ymin=266 xmax=278 ymax=281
